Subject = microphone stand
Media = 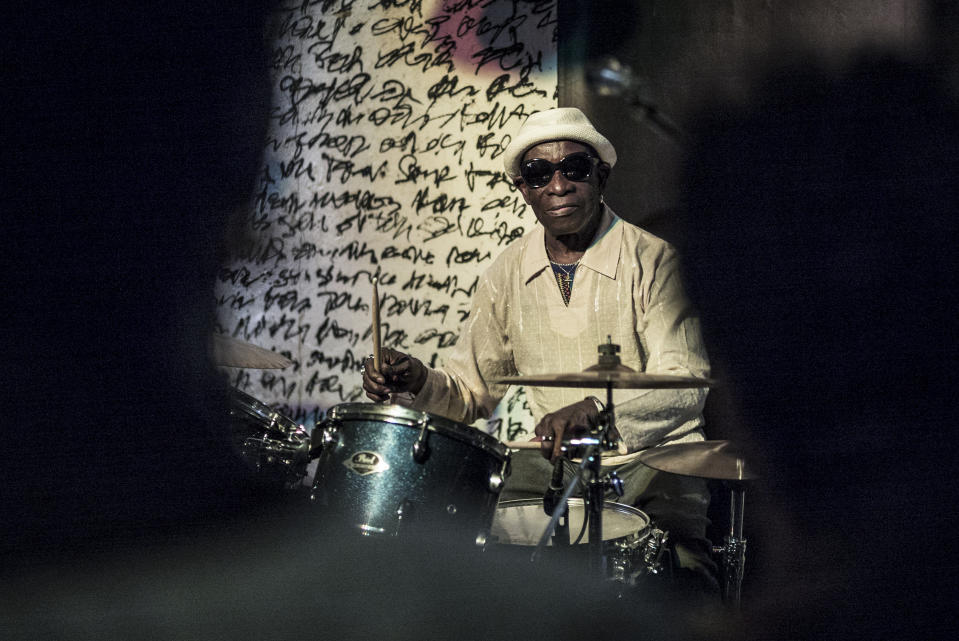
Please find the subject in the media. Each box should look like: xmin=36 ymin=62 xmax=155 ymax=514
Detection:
xmin=586 ymin=56 xmax=686 ymax=147
xmin=531 ymin=458 xmax=586 ymax=563
xmin=544 ymin=456 xmax=570 ymax=547
xmin=530 ymin=379 xmax=619 ymax=579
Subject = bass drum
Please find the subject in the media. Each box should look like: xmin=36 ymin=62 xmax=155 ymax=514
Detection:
xmin=228 ymin=388 xmax=311 ymax=489
xmin=311 ymin=403 xmax=510 ymax=546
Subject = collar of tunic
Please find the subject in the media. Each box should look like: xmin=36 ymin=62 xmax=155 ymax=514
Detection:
xmin=520 ymin=205 xmax=623 ymax=284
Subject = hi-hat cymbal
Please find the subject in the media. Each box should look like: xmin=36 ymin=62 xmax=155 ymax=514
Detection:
xmin=492 ymin=371 xmax=715 ymax=389
xmin=211 ymin=334 xmax=293 ymax=369
xmin=637 ymin=440 xmax=758 ymax=481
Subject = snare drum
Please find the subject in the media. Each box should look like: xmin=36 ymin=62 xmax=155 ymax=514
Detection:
xmin=228 ymin=388 xmax=311 ymax=489
xmin=491 ymin=498 xmax=663 ymax=584
xmin=311 ymin=403 xmax=510 ymax=545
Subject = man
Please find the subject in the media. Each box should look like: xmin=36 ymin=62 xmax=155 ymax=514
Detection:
xmin=363 ymin=107 xmax=715 ymax=587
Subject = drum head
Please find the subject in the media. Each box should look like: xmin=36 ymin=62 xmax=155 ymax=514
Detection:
xmin=490 ymin=498 xmax=649 ymax=545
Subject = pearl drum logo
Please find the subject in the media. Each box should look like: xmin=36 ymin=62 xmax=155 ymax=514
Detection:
xmin=344 ymin=451 xmax=390 ymax=476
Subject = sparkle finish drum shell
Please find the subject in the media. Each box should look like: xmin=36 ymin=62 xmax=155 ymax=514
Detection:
xmin=311 ymin=403 xmax=510 ymax=544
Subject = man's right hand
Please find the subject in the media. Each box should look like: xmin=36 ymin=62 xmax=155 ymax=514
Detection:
xmin=361 ymin=348 xmax=428 ymax=402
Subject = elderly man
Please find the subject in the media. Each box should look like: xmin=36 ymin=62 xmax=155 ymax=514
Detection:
xmin=363 ymin=107 xmax=715 ymax=587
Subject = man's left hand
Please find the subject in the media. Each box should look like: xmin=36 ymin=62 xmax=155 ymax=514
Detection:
xmin=534 ymin=398 xmax=601 ymax=461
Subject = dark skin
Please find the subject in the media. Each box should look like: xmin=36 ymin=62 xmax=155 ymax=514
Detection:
xmin=514 ymin=140 xmax=610 ymax=264
xmin=362 ymin=347 xmax=428 ymax=403
xmin=363 ymin=139 xmax=611 ymax=461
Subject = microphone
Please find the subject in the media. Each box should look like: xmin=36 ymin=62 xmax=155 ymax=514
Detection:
xmin=585 ymin=55 xmax=641 ymax=98
xmin=585 ymin=55 xmax=686 ymax=145
xmin=543 ymin=455 xmax=565 ymax=515
xmin=544 ymin=455 xmax=570 ymax=546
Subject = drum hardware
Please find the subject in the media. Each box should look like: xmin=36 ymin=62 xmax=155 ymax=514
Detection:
xmin=530 ymin=452 xmax=589 ymax=559
xmin=637 ymin=440 xmax=757 ymax=608
xmin=411 ymin=415 xmax=431 ymax=464
xmin=639 ymin=527 xmax=669 ymax=577
xmin=522 ymin=427 xmax=615 ymax=574
xmin=606 ymin=469 xmax=624 ymax=497
xmin=488 ymin=469 xmax=507 ymax=493
xmin=494 ymin=337 xmax=716 ymax=584
xmin=228 ymin=388 xmax=311 ymax=489
xmin=585 ymin=439 xmax=608 ymax=577
xmin=610 ymin=526 xmax=669 ymax=585
xmin=309 ymin=419 xmax=339 ymax=460
xmin=521 ymin=339 xmax=631 ymax=576
xmin=717 ymin=482 xmax=747 ymax=609
xmin=503 ymin=339 xmax=650 ymax=577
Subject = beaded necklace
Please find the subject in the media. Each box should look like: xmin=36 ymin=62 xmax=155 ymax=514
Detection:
xmin=549 ymin=258 xmax=579 ymax=306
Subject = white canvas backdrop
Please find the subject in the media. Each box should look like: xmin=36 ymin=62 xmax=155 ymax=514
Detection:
xmin=216 ymin=0 xmax=558 ymax=441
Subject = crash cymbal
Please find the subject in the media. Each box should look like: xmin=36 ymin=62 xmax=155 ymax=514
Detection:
xmin=637 ymin=440 xmax=758 ymax=481
xmin=493 ymin=370 xmax=714 ymax=389
xmin=211 ymin=334 xmax=293 ymax=369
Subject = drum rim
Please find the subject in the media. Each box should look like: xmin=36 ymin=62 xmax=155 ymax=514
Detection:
xmin=496 ymin=497 xmax=650 ymax=525
xmin=327 ymin=402 xmax=509 ymax=460
xmin=229 ymin=388 xmax=303 ymax=434
xmin=491 ymin=498 xmax=651 ymax=545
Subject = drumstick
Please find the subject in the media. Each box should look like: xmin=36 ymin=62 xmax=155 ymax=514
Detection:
xmin=371 ymin=276 xmax=381 ymax=373
xmin=504 ymin=440 xmax=628 ymax=457
xmin=505 ymin=440 xmax=543 ymax=450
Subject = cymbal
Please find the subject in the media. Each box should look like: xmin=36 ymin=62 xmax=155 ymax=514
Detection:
xmin=637 ymin=440 xmax=758 ymax=481
xmin=211 ymin=334 xmax=293 ymax=369
xmin=492 ymin=370 xmax=714 ymax=389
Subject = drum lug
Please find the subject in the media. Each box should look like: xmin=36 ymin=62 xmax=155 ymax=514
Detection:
xmin=310 ymin=419 xmax=340 ymax=459
xmin=604 ymin=470 xmax=625 ymax=497
xmin=475 ymin=530 xmax=489 ymax=549
xmin=638 ymin=527 xmax=670 ymax=580
xmin=322 ymin=423 xmax=340 ymax=446
xmin=488 ymin=458 xmax=510 ymax=493
xmin=411 ymin=417 xmax=431 ymax=464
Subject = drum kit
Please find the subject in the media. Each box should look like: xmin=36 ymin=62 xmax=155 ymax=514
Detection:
xmin=214 ymin=333 xmax=757 ymax=607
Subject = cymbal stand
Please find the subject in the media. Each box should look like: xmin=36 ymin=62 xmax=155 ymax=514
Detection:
xmin=720 ymin=482 xmax=747 ymax=609
xmin=533 ymin=338 xmax=625 ymax=580
xmin=585 ymin=337 xmax=630 ymax=576
xmin=584 ymin=374 xmax=625 ymax=576
xmin=584 ymin=434 xmax=605 ymax=576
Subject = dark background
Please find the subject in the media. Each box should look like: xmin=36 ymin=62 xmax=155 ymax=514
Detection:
xmin=559 ymin=0 xmax=959 ymax=636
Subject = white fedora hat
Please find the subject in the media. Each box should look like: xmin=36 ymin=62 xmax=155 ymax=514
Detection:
xmin=503 ymin=107 xmax=617 ymax=178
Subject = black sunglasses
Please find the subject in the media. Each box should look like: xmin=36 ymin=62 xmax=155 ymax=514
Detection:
xmin=519 ymin=152 xmax=601 ymax=189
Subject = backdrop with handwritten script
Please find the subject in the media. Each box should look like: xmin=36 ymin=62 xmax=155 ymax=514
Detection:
xmin=216 ymin=1 xmax=557 ymax=441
